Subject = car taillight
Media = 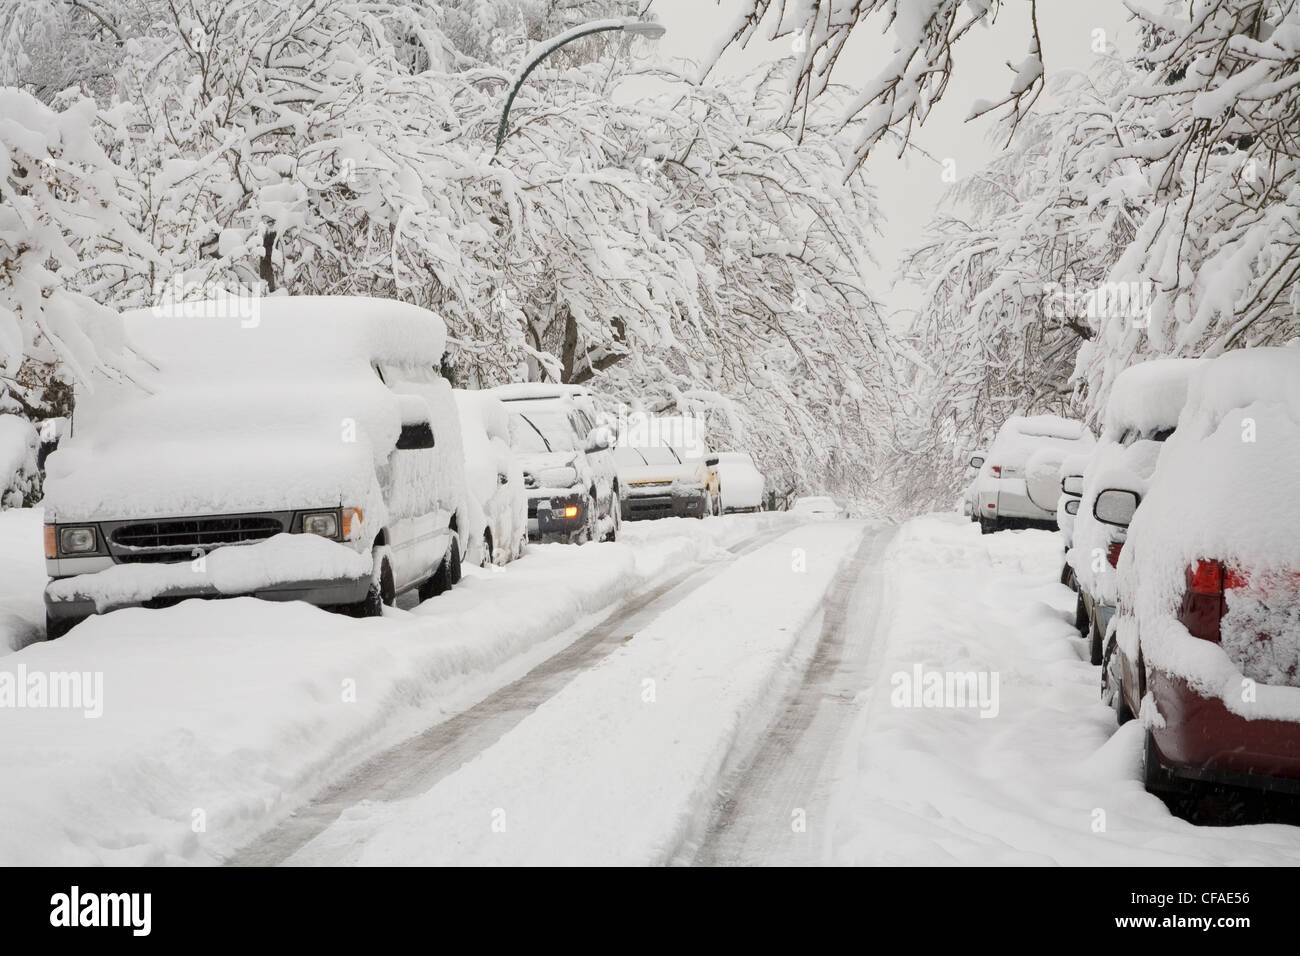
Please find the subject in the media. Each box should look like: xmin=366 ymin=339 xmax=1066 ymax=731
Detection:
xmin=1189 ymin=559 xmax=1222 ymax=595
xmin=1106 ymin=541 xmax=1124 ymax=568
xmin=990 ymin=465 xmax=1002 ymax=478
xmin=1180 ymin=559 xmax=1246 ymax=642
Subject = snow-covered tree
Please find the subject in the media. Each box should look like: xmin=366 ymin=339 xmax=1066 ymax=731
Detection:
xmin=0 ymin=86 xmax=153 ymax=413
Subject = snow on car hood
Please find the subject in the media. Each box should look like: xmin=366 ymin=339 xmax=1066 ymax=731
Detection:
xmin=517 ymin=450 xmax=582 ymax=489
xmin=619 ymin=461 xmax=700 ymax=486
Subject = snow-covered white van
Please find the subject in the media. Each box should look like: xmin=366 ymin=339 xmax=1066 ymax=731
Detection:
xmin=41 ymin=296 xmax=469 ymax=637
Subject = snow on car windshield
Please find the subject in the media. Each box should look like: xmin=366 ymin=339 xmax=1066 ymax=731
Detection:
xmin=511 ymin=410 xmax=575 ymax=453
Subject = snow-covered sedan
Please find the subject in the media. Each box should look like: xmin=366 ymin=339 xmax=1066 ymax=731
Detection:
xmin=42 ymin=296 xmax=470 ymax=638
xmin=495 ymin=385 xmax=619 ymax=543
xmin=1068 ymin=359 xmax=1200 ymax=664
xmin=1102 ymin=348 xmax=1300 ymax=800
xmin=614 ymin=444 xmax=720 ymax=520
xmin=976 ymin=415 xmax=1095 ymax=534
xmin=453 ymin=389 xmax=527 ymax=566
xmin=716 ymin=451 xmax=765 ymax=513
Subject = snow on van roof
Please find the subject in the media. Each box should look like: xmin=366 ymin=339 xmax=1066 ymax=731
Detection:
xmin=1102 ymin=358 xmax=1202 ymax=435
xmin=45 ymin=296 xmax=451 ymax=521
xmin=125 ymin=295 xmax=447 ymax=370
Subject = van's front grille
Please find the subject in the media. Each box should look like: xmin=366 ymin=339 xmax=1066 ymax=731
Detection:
xmin=108 ymin=515 xmax=286 ymax=559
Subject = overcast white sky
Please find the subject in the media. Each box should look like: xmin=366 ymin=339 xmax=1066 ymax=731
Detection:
xmin=614 ymin=0 xmax=1136 ymax=320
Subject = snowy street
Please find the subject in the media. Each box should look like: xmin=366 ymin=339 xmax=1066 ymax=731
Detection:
xmin=6 ymin=509 xmax=1300 ymax=867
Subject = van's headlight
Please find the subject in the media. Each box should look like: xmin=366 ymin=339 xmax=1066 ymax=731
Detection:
xmin=302 ymin=511 xmax=340 ymax=539
xmin=59 ymin=527 xmax=98 ymax=554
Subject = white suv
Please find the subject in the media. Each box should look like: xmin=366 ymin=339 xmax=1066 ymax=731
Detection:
xmin=976 ymin=416 xmax=1095 ymax=534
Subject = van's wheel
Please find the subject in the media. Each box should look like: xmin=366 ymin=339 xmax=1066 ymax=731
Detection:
xmin=580 ymin=493 xmax=598 ymax=543
xmin=979 ymin=515 xmax=997 ymax=535
xmin=1074 ymin=592 xmax=1089 ymax=638
xmin=602 ymin=494 xmax=621 ymax=542
xmin=347 ymin=552 xmax=393 ymax=618
xmin=420 ymin=534 xmax=461 ymax=601
xmin=480 ymin=528 xmax=493 ymax=568
xmin=1089 ymin=615 xmax=1104 ymax=666
xmin=44 ymin=611 xmax=82 ymax=640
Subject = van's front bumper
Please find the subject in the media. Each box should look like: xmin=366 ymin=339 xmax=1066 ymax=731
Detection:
xmin=44 ymin=573 xmax=372 ymax=621
xmin=526 ymin=489 xmax=589 ymax=539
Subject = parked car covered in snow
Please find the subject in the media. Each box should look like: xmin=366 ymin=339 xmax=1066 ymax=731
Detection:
xmin=493 ymin=384 xmax=619 ymax=543
xmin=41 ymin=296 xmax=470 ymax=638
xmin=1068 ymin=359 xmax=1200 ymax=664
xmin=614 ymin=443 xmax=720 ymax=520
xmin=716 ymin=451 xmax=764 ymax=513
xmin=1056 ymin=452 xmax=1090 ymax=592
xmin=976 ymin=415 xmax=1095 ymax=534
xmin=1101 ymin=348 xmax=1300 ymax=799
xmin=792 ymin=496 xmax=842 ymax=519
xmin=453 ymin=389 xmax=527 ymax=566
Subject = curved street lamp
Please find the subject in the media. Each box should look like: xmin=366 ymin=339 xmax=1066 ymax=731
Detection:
xmin=495 ymin=18 xmax=667 ymax=152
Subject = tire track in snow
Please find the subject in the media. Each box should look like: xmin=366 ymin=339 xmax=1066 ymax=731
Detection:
xmin=687 ymin=524 xmax=895 ymax=866
xmin=227 ymin=523 xmax=790 ymax=867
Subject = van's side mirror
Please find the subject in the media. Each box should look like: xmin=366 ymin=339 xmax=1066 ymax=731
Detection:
xmin=396 ymin=421 xmax=435 ymax=450
xmin=705 ymin=455 xmax=719 ymax=468
xmin=498 ymin=472 xmax=510 ymax=486
xmin=584 ymin=427 xmax=611 ymax=454
xmin=1064 ymin=498 xmax=1080 ymax=516
xmin=969 ymin=455 xmax=985 ymax=469
xmin=1094 ymin=488 xmax=1139 ymax=527
xmin=1061 ymin=475 xmax=1084 ymax=496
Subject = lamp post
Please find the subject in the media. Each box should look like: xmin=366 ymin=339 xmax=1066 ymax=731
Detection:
xmin=495 ymin=18 xmax=667 ymax=152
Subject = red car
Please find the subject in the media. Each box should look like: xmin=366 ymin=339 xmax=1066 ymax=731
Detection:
xmin=1100 ymin=348 xmax=1300 ymax=798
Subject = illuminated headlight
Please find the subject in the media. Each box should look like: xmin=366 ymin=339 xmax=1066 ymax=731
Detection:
xmin=59 ymin=527 xmax=97 ymax=554
xmin=302 ymin=511 xmax=340 ymax=539
xmin=539 ymin=466 xmax=578 ymax=488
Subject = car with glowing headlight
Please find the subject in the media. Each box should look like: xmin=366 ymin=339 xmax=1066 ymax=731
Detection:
xmin=41 ymin=296 xmax=470 ymax=638
xmin=494 ymin=385 xmax=619 ymax=544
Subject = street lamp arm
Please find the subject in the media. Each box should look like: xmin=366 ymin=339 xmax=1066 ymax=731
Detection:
xmin=494 ymin=18 xmax=665 ymax=152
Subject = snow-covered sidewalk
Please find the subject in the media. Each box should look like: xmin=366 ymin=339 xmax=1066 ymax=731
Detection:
xmin=828 ymin=514 xmax=1300 ymax=865
xmin=285 ymin=520 xmax=869 ymax=865
xmin=0 ymin=511 xmax=789 ymax=865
